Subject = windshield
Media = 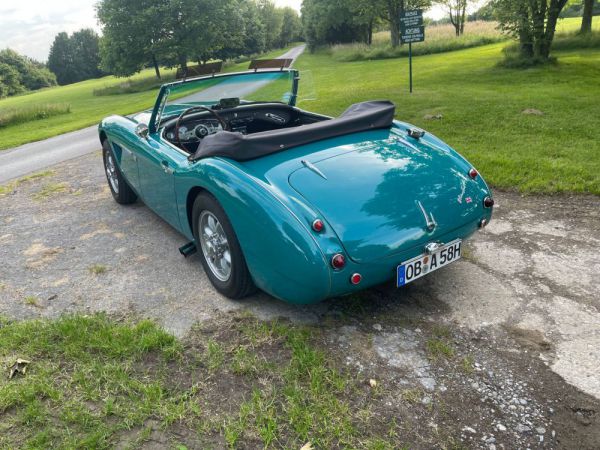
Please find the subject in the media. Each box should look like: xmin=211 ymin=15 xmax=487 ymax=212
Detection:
xmin=152 ymin=70 xmax=297 ymax=129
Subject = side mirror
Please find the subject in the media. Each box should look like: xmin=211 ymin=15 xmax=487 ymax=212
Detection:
xmin=135 ymin=123 xmax=149 ymax=139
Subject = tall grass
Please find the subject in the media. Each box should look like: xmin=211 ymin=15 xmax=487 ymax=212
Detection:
xmin=552 ymin=30 xmax=600 ymax=50
xmin=0 ymin=104 xmax=71 ymax=128
xmin=499 ymin=30 xmax=600 ymax=68
xmin=93 ymin=73 xmax=176 ymax=96
xmin=331 ymin=21 xmax=506 ymax=62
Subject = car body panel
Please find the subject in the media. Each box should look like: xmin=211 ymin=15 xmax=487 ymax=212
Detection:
xmin=287 ymin=127 xmax=488 ymax=263
xmin=98 ymin=71 xmax=492 ymax=304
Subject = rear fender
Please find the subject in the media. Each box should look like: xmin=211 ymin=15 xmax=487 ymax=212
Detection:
xmin=176 ymin=159 xmax=331 ymax=304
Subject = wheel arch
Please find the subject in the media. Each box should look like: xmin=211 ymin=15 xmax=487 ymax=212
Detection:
xmin=99 ymin=130 xmax=108 ymax=145
xmin=180 ymin=164 xmax=331 ymax=304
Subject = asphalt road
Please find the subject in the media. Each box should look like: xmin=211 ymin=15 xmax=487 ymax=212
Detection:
xmin=0 ymin=45 xmax=306 ymax=184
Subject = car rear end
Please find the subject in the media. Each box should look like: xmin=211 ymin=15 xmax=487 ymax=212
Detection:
xmin=237 ymin=121 xmax=493 ymax=302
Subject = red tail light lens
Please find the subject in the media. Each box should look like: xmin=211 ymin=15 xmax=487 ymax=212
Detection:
xmin=312 ymin=219 xmax=324 ymax=232
xmin=483 ymin=197 xmax=494 ymax=208
xmin=331 ymin=253 xmax=346 ymax=269
xmin=469 ymin=168 xmax=478 ymax=179
xmin=350 ymin=273 xmax=362 ymax=285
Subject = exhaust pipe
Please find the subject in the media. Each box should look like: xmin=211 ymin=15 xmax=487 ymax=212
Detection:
xmin=178 ymin=241 xmax=197 ymax=258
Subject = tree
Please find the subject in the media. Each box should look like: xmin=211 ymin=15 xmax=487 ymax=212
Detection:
xmin=97 ymin=0 xmax=170 ymax=79
xmin=258 ymin=0 xmax=285 ymax=50
xmin=302 ymin=0 xmax=371 ymax=49
xmin=349 ymin=0 xmax=385 ymax=45
xmin=48 ymin=29 xmax=103 ymax=84
xmin=493 ymin=0 xmax=569 ymax=61
xmin=382 ymin=0 xmax=432 ymax=47
xmin=0 ymin=63 xmax=24 ymax=98
xmin=241 ymin=1 xmax=267 ymax=55
xmin=0 ymin=49 xmax=56 ymax=91
xmin=581 ymin=0 xmax=594 ymax=33
xmin=436 ymin=0 xmax=473 ymax=36
xmin=47 ymin=32 xmax=72 ymax=84
xmin=70 ymin=29 xmax=103 ymax=81
xmin=279 ymin=7 xmax=302 ymax=47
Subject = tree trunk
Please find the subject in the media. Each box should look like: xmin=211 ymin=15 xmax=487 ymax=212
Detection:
xmin=581 ymin=0 xmax=594 ymax=34
xmin=449 ymin=7 xmax=460 ymax=36
xmin=367 ymin=19 xmax=373 ymax=46
xmin=178 ymin=54 xmax=188 ymax=76
xmin=517 ymin=3 xmax=534 ymax=57
xmin=387 ymin=0 xmax=403 ymax=47
xmin=151 ymin=54 xmax=161 ymax=80
xmin=390 ymin=16 xmax=401 ymax=47
xmin=542 ymin=0 xmax=569 ymax=58
xmin=460 ymin=2 xmax=467 ymax=35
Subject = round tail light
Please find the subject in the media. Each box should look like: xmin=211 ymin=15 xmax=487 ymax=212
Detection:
xmin=312 ymin=219 xmax=324 ymax=232
xmin=331 ymin=253 xmax=346 ymax=270
xmin=350 ymin=273 xmax=362 ymax=285
xmin=468 ymin=168 xmax=478 ymax=179
xmin=483 ymin=197 xmax=494 ymax=208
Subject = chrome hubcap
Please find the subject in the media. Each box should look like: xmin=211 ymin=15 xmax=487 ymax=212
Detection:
xmin=199 ymin=211 xmax=231 ymax=282
xmin=105 ymin=152 xmax=119 ymax=194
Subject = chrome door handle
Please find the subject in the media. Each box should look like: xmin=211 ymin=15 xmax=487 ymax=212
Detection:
xmin=161 ymin=161 xmax=174 ymax=174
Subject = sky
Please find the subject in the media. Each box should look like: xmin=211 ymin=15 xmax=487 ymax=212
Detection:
xmin=0 ymin=0 xmax=446 ymax=62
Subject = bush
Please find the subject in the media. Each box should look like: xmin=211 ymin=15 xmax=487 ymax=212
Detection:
xmin=329 ymin=21 xmax=506 ymax=62
xmin=0 ymin=104 xmax=71 ymax=128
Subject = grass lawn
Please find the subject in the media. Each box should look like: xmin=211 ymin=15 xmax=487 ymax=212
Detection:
xmin=0 ymin=313 xmax=405 ymax=449
xmin=0 ymin=45 xmax=299 ymax=151
xmin=294 ymin=42 xmax=600 ymax=195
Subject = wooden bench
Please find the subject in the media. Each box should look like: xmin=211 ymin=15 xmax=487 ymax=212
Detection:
xmin=248 ymin=59 xmax=293 ymax=71
xmin=176 ymin=61 xmax=223 ymax=80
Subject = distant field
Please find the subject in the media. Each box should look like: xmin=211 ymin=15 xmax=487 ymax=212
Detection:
xmin=333 ymin=17 xmax=600 ymax=61
xmin=295 ymin=40 xmax=600 ymax=195
xmin=0 ymin=45 xmax=299 ymax=150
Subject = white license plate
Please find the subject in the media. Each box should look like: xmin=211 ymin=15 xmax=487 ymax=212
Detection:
xmin=397 ymin=240 xmax=462 ymax=287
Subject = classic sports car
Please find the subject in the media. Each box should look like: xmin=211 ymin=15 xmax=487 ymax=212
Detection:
xmin=99 ymin=69 xmax=493 ymax=304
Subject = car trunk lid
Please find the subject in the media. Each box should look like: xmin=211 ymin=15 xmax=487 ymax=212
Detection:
xmin=288 ymin=130 xmax=482 ymax=263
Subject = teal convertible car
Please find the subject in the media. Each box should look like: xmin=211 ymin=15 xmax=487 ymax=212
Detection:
xmin=99 ymin=69 xmax=493 ymax=304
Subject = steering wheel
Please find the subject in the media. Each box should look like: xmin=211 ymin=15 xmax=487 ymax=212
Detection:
xmin=174 ymin=106 xmax=229 ymax=148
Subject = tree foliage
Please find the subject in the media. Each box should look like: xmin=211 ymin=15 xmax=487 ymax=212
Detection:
xmin=0 ymin=49 xmax=56 ymax=98
xmin=96 ymin=0 xmax=302 ymax=79
xmin=302 ymin=0 xmax=432 ymax=49
xmin=302 ymin=0 xmax=375 ymax=49
xmin=493 ymin=0 xmax=569 ymax=61
xmin=47 ymin=29 xmax=103 ymax=85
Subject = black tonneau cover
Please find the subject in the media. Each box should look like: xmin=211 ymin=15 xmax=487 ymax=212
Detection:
xmin=190 ymin=100 xmax=395 ymax=162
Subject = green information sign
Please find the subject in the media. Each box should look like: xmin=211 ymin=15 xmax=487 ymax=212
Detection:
xmin=399 ymin=10 xmax=425 ymax=93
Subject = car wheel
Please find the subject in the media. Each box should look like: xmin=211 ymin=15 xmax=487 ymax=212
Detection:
xmin=192 ymin=192 xmax=256 ymax=299
xmin=102 ymin=139 xmax=137 ymax=204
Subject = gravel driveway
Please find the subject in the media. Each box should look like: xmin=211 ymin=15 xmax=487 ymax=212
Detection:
xmin=1 ymin=151 xmax=599 ymax=448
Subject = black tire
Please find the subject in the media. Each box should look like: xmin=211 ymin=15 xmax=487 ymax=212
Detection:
xmin=192 ymin=192 xmax=256 ymax=299
xmin=102 ymin=139 xmax=137 ymax=205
